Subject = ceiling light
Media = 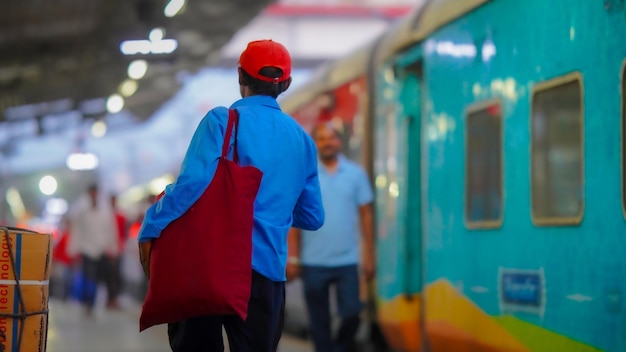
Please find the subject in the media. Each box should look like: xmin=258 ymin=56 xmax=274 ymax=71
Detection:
xmin=164 ymin=0 xmax=185 ymax=17
xmin=39 ymin=175 xmax=58 ymax=196
xmin=120 ymin=36 xmax=178 ymax=56
xmin=91 ymin=120 xmax=107 ymax=138
xmin=66 ymin=153 xmax=99 ymax=171
xmin=45 ymin=198 xmax=69 ymax=216
xmin=149 ymin=28 xmax=165 ymax=42
xmin=106 ymin=94 xmax=124 ymax=114
xmin=119 ymin=79 xmax=138 ymax=97
xmin=127 ymin=60 xmax=148 ymax=80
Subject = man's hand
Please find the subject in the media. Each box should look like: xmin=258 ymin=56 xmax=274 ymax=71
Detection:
xmin=286 ymin=257 xmax=301 ymax=282
xmin=359 ymin=203 xmax=376 ymax=282
xmin=362 ymin=249 xmax=376 ymax=282
xmin=139 ymin=240 xmax=153 ymax=280
xmin=286 ymin=228 xmax=302 ymax=282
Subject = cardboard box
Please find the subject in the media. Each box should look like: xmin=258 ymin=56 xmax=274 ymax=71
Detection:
xmin=0 ymin=227 xmax=52 ymax=352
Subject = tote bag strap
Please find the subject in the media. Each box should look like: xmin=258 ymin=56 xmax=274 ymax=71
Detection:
xmin=221 ymin=109 xmax=240 ymax=162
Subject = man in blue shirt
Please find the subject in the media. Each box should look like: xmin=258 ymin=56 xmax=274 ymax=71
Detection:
xmin=138 ymin=40 xmax=324 ymax=352
xmin=287 ymin=122 xmax=375 ymax=352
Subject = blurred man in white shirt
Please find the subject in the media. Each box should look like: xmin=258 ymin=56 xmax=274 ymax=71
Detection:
xmin=68 ymin=183 xmax=119 ymax=316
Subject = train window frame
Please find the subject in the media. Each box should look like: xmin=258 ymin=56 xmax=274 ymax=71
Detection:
xmin=464 ymin=98 xmax=504 ymax=230
xmin=622 ymin=59 xmax=626 ymax=219
xmin=530 ymin=71 xmax=584 ymax=226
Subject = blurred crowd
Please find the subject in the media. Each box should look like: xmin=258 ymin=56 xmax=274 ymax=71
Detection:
xmin=49 ymin=184 xmax=157 ymax=316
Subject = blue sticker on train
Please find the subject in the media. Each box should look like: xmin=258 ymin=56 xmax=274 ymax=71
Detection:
xmin=498 ymin=268 xmax=545 ymax=316
xmin=501 ymin=272 xmax=541 ymax=306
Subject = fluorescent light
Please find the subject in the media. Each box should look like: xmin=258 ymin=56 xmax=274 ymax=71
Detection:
xmin=120 ymin=39 xmax=178 ymax=55
xmin=66 ymin=153 xmax=99 ymax=171
xmin=39 ymin=175 xmax=58 ymax=196
xmin=127 ymin=60 xmax=148 ymax=80
xmin=149 ymin=28 xmax=164 ymax=42
xmin=106 ymin=94 xmax=124 ymax=114
xmin=120 ymin=28 xmax=177 ymax=56
xmin=164 ymin=0 xmax=185 ymax=17
xmin=119 ymin=79 xmax=138 ymax=97
xmin=91 ymin=120 xmax=107 ymax=138
xmin=151 ymin=39 xmax=178 ymax=54
xmin=120 ymin=40 xmax=151 ymax=55
xmin=45 ymin=198 xmax=68 ymax=216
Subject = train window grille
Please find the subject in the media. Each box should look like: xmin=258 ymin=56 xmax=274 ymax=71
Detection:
xmin=531 ymin=73 xmax=584 ymax=226
xmin=465 ymin=100 xmax=503 ymax=229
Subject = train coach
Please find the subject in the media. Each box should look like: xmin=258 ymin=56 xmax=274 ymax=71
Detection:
xmin=281 ymin=0 xmax=626 ymax=351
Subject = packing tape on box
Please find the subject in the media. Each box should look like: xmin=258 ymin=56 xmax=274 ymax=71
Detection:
xmin=0 ymin=281 xmax=49 ymax=286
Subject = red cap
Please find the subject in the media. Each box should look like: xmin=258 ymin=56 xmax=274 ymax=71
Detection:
xmin=239 ymin=39 xmax=291 ymax=83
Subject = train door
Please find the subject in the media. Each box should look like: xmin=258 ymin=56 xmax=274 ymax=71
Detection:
xmin=374 ymin=57 xmax=426 ymax=352
xmin=400 ymin=62 xmax=424 ymax=301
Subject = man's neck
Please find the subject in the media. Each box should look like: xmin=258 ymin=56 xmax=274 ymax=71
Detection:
xmin=321 ymin=156 xmax=339 ymax=173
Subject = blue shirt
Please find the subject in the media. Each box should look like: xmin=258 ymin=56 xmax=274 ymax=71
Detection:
xmin=301 ymin=155 xmax=373 ymax=267
xmin=138 ymin=95 xmax=325 ymax=281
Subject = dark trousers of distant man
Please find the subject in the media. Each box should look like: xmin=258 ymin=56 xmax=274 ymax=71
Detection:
xmin=167 ymin=270 xmax=285 ymax=352
xmin=81 ymin=255 xmax=116 ymax=310
xmin=301 ymin=264 xmax=362 ymax=352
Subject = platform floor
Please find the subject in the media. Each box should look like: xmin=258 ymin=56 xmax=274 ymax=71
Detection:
xmin=46 ymin=297 xmax=314 ymax=352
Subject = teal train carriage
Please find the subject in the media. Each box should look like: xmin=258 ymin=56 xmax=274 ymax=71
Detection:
xmin=372 ymin=0 xmax=626 ymax=351
xmin=280 ymin=0 xmax=626 ymax=350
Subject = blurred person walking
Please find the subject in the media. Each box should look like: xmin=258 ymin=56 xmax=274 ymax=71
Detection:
xmin=287 ymin=122 xmax=375 ymax=352
xmin=138 ymin=39 xmax=324 ymax=352
xmin=51 ymin=216 xmax=75 ymax=301
xmin=107 ymin=194 xmax=127 ymax=309
xmin=68 ymin=183 xmax=119 ymax=317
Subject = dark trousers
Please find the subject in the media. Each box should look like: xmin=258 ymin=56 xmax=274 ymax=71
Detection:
xmin=107 ymin=256 xmax=121 ymax=303
xmin=167 ymin=270 xmax=285 ymax=352
xmin=301 ymin=265 xmax=362 ymax=352
xmin=81 ymin=255 xmax=118 ymax=308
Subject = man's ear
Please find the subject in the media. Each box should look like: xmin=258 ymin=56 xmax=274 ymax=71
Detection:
xmin=283 ymin=77 xmax=292 ymax=92
xmin=238 ymin=67 xmax=245 ymax=85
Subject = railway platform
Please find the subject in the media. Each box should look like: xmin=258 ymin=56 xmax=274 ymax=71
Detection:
xmin=46 ymin=296 xmax=314 ymax=352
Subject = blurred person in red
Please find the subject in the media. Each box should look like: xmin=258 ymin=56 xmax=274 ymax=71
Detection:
xmin=51 ymin=216 xmax=75 ymax=301
xmin=68 ymin=183 xmax=119 ymax=316
xmin=106 ymin=194 xmax=127 ymax=309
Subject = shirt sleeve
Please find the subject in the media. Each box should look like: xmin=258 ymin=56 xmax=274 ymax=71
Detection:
xmin=356 ymin=167 xmax=374 ymax=206
xmin=292 ymin=137 xmax=325 ymax=231
xmin=138 ymin=107 xmax=229 ymax=242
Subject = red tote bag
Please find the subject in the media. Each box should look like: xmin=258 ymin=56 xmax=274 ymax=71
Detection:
xmin=139 ymin=109 xmax=263 ymax=332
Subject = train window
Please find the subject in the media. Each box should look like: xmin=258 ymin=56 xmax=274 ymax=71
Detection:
xmin=531 ymin=73 xmax=583 ymax=225
xmin=622 ymin=61 xmax=626 ymax=218
xmin=465 ymin=101 xmax=503 ymax=228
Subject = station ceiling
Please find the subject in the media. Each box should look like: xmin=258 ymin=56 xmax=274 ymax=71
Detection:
xmin=0 ymin=0 xmax=274 ymax=124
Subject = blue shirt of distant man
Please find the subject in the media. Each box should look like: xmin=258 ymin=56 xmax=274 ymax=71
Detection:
xmin=287 ymin=122 xmax=375 ymax=352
